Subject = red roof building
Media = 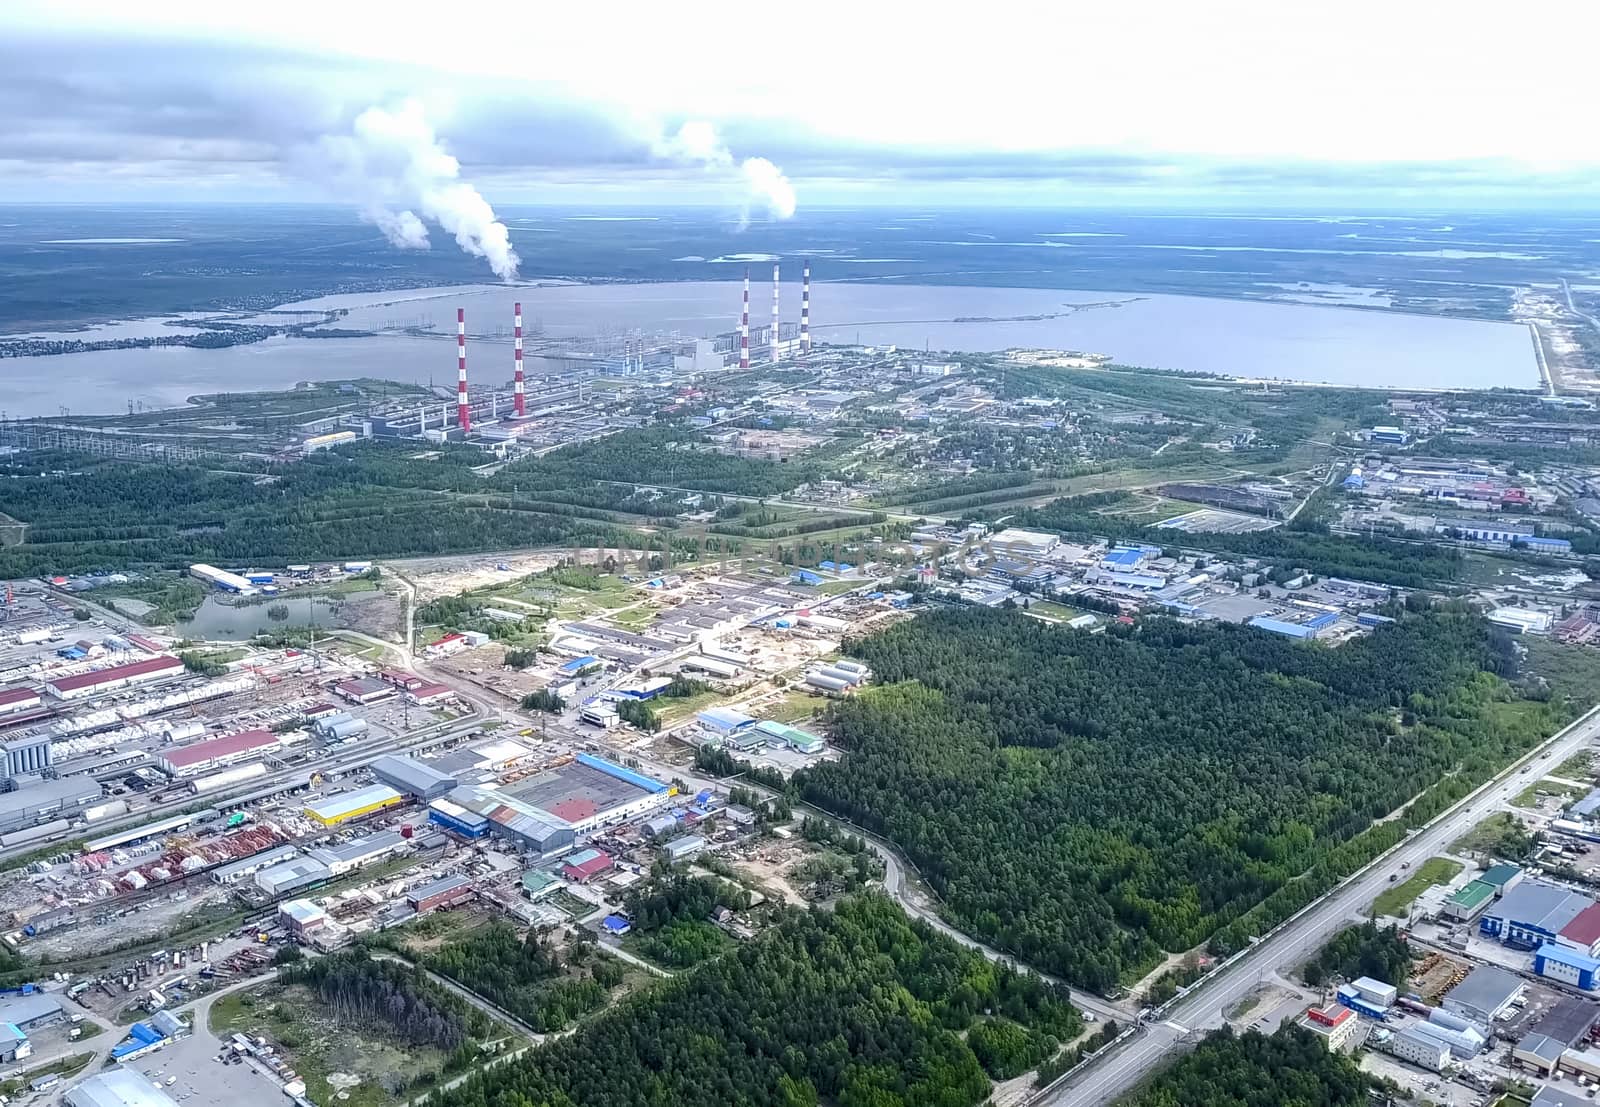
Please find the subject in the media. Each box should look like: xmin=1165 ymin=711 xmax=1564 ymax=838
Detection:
xmin=381 ymin=670 xmax=426 ymax=690
xmin=0 ymin=687 xmax=41 ymax=715
xmin=560 ymin=849 xmax=614 ymax=883
xmin=1561 ymin=903 xmax=1600 ymax=957
xmin=44 ymin=655 xmax=184 ymax=700
xmin=156 ymin=729 xmax=278 ymax=777
xmin=405 ymin=683 xmax=456 ymax=706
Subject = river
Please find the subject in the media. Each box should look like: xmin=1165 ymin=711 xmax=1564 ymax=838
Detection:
xmin=1 ymin=282 xmax=1541 ymax=415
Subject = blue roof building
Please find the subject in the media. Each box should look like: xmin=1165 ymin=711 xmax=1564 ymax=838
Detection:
xmin=1248 ymin=616 xmax=1316 ymax=640
xmin=601 ymin=914 xmax=631 ymax=935
xmin=557 ymin=656 xmax=602 ymax=676
xmin=1536 ymin=943 xmax=1600 ymax=991
xmin=1101 ymin=548 xmax=1145 ymax=569
xmin=791 ymin=569 xmax=824 ymax=586
xmin=697 ymin=706 xmax=757 ymax=737
xmin=1523 ymin=536 xmax=1574 ymax=553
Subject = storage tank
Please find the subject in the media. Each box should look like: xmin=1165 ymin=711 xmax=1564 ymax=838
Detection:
xmin=83 ymin=800 xmax=130 ymax=823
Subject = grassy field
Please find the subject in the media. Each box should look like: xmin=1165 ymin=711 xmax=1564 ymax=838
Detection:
xmin=1512 ymin=777 xmax=1585 ymax=809
xmin=1451 ymin=812 xmax=1534 ymax=859
xmin=210 ymin=982 xmax=451 ymax=1107
xmin=1024 ymin=600 xmax=1099 ymax=623
xmin=1554 ymin=750 xmax=1595 ymax=782
xmin=1372 ymin=857 xmax=1464 ymax=918
xmin=654 ymin=688 xmax=726 ymax=725
xmin=1524 ymin=637 xmax=1600 ymax=710
xmin=761 ymin=691 xmax=828 ymax=726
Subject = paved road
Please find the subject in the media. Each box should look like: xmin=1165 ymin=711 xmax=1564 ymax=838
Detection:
xmin=1043 ymin=705 xmax=1600 ymax=1106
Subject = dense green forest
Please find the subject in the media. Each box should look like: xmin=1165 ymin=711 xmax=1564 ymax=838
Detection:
xmin=425 ymin=895 xmax=1078 ymax=1107
xmin=0 ymin=427 xmax=825 ymax=576
xmin=1302 ymin=922 xmax=1413 ymax=988
xmin=1007 ymin=492 xmax=1464 ymax=588
xmin=621 ymin=871 xmax=750 ymax=968
xmin=278 ymin=950 xmax=487 ymax=1052
xmin=421 ymin=921 xmax=615 ymax=1034
xmin=1117 ymin=1026 xmax=1371 ymax=1107
xmin=796 ymin=607 xmax=1561 ymax=989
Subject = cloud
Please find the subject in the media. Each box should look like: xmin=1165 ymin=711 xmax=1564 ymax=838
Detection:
xmin=313 ymin=100 xmax=520 ymax=279
xmin=650 ymin=120 xmax=798 ymax=224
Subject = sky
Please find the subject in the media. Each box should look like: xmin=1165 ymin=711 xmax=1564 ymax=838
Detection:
xmin=3 ymin=0 xmax=1600 ymax=210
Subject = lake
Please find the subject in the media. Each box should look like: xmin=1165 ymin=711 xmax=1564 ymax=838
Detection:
xmin=182 ymin=594 xmax=339 ymax=641
xmin=1 ymin=281 xmax=1541 ymax=415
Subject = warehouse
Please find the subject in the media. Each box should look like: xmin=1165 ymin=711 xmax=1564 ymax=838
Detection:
xmin=1490 ymin=608 xmax=1554 ymax=635
xmin=427 ymin=798 xmax=490 ymax=838
xmin=1482 ymin=882 xmax=1596 ymax=948
xmin=313 ymin=713 xmax=368 ymax=742
xmin=334 ymin=676 xmax=395 ymax=705
xmin=408 ymin=875 xmax=474 ymax=913
xmin=372 ymin=755 xmax=457 ymax=801
xmin=661 ymin=835 xmax=706 ymax=862
xmin=211 ymin=845 xmax=298 ymax=885
xmin=406 ymin=683 xmax=456 ymax=706
xmin=381 ymin=671 xmax=426 ymax=691
xmin=754 ymin=719 xmax=825 ymax=754
xmin=303 ymin=784 xmax=404 ymax=827
xmin=1513 ymin=1032 xmax=1566 ymax=1077
xmin=1537 ymin=944 xmax=1600 ymax=990
xmin=188 ymin=564 xmax=257 ymax=595
xmin=279 ymin=899 xmax=328 ymax=939
xmin=308 ymin=830 xmax=409 ymax=876
xmin=0 ymin=777 xmax=101 ymax=834
xmin=0 ymin=687 xmax=41 ymax=716
xmin=804 ymin=670 xmax=852 ymax=694
xmin=989 ymin=528 xmax=1059 ymax=559
xmin=0 ymin=994 xmax=61 ymax=1033
xmin=1444 ymin=965 xmax=1524 ymax=1024
xmin=155 ymin=729 xmax=278 ymax=777
xmin=45 ymin=655 xmax=184 ymax=701
xmin=1557 ymin=902 xmax=1600 ymax=958
xmin=681 ymin=655 xmax=741 ymax=679
xmin=66 ymin=1070 xmax=179 ymax=1107
xmin=1409 ymin=1009 xmax=1488 ymax=1059
xmin=254 ymin=857 xmax=331 ymax=897
xmin=561 ymin=848 xmax=614 ymax=883
xmin=1247 ymin=616 xmax=1319 ymax=640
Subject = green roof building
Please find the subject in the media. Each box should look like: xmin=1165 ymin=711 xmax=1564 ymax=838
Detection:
xmin=755 ymin=719 xmax=825 ymax=755
xmin=1441 ymin=880 xmax=1496 ymax=922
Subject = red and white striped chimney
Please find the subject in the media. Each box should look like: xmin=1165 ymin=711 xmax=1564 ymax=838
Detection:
xmin=513 ymin=301 xmax=525 ymax=417
xmin=770 ymin=262 xmax=781 ymax=364
xmin=800 ymin=259 xmax=811 ymax=355
xmin=456 ymin=307 xmax=471 ymax=434
xmin=739 ymin=267 xmax=750 ymax=370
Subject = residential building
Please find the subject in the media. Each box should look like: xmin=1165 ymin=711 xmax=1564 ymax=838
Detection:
xmin=1387 ymin=1026 xmax=1450 ymax=1071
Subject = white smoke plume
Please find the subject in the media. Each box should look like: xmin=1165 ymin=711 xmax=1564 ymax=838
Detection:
xmin=653 ymin=121 xmax=797 ymax=226
xmin=318 ymin=100 xmax=520 ymax=281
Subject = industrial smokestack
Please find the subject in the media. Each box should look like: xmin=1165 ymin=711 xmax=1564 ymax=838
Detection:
xmin=771 ymin=261 xmax=781 ymax=364
xmin=801 ymin=259 xmax=811 ymax=356
xmin=513 ymin=301 xmax=525 ymax=417
xmin=456 ymin=307 xmax=471 ymax=434
xmin=739 ymin=268 xmax=750 ymax=370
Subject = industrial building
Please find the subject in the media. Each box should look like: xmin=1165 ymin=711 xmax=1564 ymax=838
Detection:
xmin=0 ymin=777 xmax=101 ymax=833
xmin=334 ymin=676 xmax=395 ymax=705
xmin=754 ymin=719 xmax=824 ymax=754
xmin=44 ymin=655 xmax=184 ymax=700
xmin=406 ymin=683 xmax=456 ymax=706
xmin=211 ymin=844 xmax=298 ymax=885
xmin=408 ymin=875 xmax=474 ymax=913
xmin=303 ymin=784 xmax=404 ymax=827
xmin=155 ymin=728 xmax=278 ymax=777
xmin=988 ymin=528 xmax=1059 ymax=559
xmin=661 ymin=834 xmax=706 ymax=862
xmin=1514 ymin=1033 xmax=1567 ymax=1077
xmin=307 ymin=830 xmax=409 ymax=876
xmin=1532 ymin=1087 xmax=1593 ymax=1107
xmin=188 ymin=564 xmax=257 ymax=595
xmin=1442 ymin=880 xmax=1496 ymax=922
xmin=1537 ymin=943 xmax=1600 ymax=990
xmin=560 ymin=848 xmax=614 ymax=883
xmin=2 ymin=733 xmax=52 ymax=779
xmin=437 ymin=753 xmax=672 ymax=852
xmin=1408 ymin=1008 xmax=1488 ymax=1059
xmin=1489 ymin=607 xmax=1555 ymax=635
xmin=66 ymin=1069 xmax=180 ymax=1107
xmin=804 ymin=670 xmax=852 ymax=694
xmin=254 ymin=857 xmax=331 ymax=897
xmin=1481 ymin=882 xmax=1597 ymax=949
xmin=371 ymin=755 xmax=457 ymax=801
xmin=0 ymin=994 xmax=63 ymax=1034
xmin=1387 ymin=1026 xmax=1450 ymax=1071
xmin=427 ymin=798 xmax=490 ymax=838
xmin=313 ymin=712 xmax=368 ymax=742
xmin=280 ymin=899 xmax=328 ymax=939
xmin=0 ymin=687 xmax=41 ymax=716
xmin=1444 ymin=965 xmax=1524 ymax=1024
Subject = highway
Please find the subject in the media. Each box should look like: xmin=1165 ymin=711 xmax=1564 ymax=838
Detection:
xmin=1041 ymin=704 xmax=1600 ymax=1106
